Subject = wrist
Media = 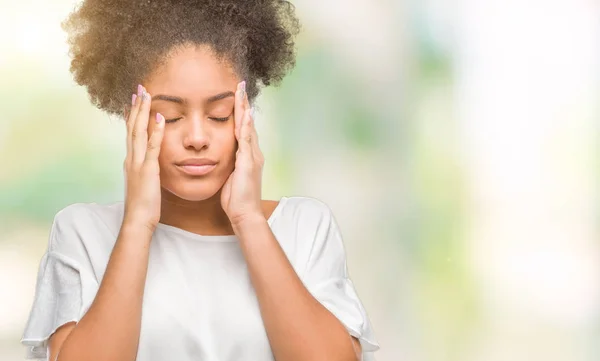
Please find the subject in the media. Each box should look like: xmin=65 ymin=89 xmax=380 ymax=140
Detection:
xmin=121 ymin=216 xmax=157 ymax=236
xmin=231 ymin=213 xmax=267 ymax=233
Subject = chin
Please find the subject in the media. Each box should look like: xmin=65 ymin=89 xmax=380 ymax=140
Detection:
xmin=161 ymin=177 xmax=224 ymax=202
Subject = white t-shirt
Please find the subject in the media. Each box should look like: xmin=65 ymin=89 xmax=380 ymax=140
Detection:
xmin=20 ymin=196 xmax=380 ymax=361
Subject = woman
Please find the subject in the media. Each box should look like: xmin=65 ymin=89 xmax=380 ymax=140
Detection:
xmin=20 ymin=1 xmax=380 ymax=360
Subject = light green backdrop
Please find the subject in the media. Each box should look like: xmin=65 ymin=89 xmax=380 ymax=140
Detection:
xmin=1 ymin=1 xmax=598 ymax=360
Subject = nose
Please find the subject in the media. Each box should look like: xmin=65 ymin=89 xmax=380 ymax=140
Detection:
xmin=182 ymin=114 xmax=210 ymax=151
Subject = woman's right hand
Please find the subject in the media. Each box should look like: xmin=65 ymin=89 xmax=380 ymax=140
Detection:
xmin=122 ymin=84 xmax=165 ymax=232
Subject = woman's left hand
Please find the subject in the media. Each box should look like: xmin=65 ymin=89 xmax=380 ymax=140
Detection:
xmin=220 ymin=81 xmax=265 ymax=227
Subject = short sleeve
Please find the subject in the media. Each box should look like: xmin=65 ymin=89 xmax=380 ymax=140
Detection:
xmin=300 ymin=199 xmax=380 ymax=360
xmin=20 ymin=207 xmax=100 ymax=360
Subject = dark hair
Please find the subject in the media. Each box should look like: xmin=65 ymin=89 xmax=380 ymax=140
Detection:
xmin=61 ymin=0 xmax=301 ymax=117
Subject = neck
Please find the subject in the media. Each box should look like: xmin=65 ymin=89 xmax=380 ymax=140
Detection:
xmin=158 ymin=188 xmax=235 ymax=236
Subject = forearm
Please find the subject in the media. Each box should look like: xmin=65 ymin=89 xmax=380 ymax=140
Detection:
xmin=57 ymin=222 xmax=153 ymax=361
xmin=233 ymin=217 xmax=357 ymax=361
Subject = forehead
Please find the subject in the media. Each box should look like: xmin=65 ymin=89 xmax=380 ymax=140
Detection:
xmin=145 ymin=44 xmax=238 ymax=97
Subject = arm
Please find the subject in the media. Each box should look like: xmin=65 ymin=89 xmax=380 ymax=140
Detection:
xmin=50 ymin=222 xmax=154 ymax=361
xmin=233 ymin=216 xmax=361 ymax=361
xmin=51 ymin=84 xmax=165 ymax=361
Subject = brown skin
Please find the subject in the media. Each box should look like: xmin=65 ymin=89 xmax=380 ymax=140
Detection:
xmin=49 ymin=44 xmax=361 ymax=361
xmin=131 ymin=43 xmax=270 ymax=236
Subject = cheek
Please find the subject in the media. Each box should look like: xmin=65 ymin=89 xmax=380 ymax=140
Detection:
xmin=225 ymin=132 xmax=238 ymax=155
xmin=157 ymin=135 xmax=174 ymax=167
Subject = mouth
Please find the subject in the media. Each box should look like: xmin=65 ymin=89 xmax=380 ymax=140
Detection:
xmin=175 ymin=164 xmax=217 ymax=176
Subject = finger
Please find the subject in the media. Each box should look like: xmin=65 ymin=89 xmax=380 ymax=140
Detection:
xmin=243 ymin=83 xmax=250 ymax=109
xmin=126 ymin=87 xmax=143 ymax=166
xmin=241 ymin=81 xmax=252 ymax=137
xmin=248 ymin=108 xmax=263 ymax=163
xmin=234 ymin=80 xmax=247 ymax=139
xmin=132 ymin=87 xmax=151 ymax=165
xmin=145 ymin=112 xmax=165 ymax=163
xmin=238 ymin=107 xmax=254 ymax=159
xmin=126 ymin=85 xmax=143 ymax=163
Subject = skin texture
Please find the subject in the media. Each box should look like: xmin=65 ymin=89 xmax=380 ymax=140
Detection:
xmin=46 ymin=0 xmax=367 ymax=359
xmin=136 ymin=43 xmax=258 ymax=235
xmin=49 ymin=45 xmax=362 ymax=361
xmin=52 ymin=223 xmax=155 ymax=361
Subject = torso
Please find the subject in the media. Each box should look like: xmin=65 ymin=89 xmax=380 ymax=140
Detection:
xmin=26 ymin=196 xmax=348 ymax=361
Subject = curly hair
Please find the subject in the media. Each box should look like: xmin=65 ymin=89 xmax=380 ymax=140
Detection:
xmin=61 ymin=0 xmax=301 ymax=118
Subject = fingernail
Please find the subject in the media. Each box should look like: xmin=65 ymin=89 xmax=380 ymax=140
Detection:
xmin=240 ymin=81 xmax=246 ymax=98
xmin=156 ymin=112 xmax=162 ymax=123
xmin=132 ymin=94 xmax=137 ymax=105
xmin=137 ymin=84 xmax=143 ymax=96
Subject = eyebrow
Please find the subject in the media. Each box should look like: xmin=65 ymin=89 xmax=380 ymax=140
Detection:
xmin=151 ymin=91 xmax=235 ymax=105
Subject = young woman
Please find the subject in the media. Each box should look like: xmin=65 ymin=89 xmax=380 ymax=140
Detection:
xmin=20 ymin=1 xmax=380 ymax=360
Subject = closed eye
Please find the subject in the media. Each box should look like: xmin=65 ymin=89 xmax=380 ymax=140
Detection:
xmin=164 ymin=116 xmax=230 ymax=124
xmin=210 ymin=116 xmax=230 ymax=122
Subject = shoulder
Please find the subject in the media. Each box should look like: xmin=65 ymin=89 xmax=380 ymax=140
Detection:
xmin=276 ymin=197 xmax=347 ymax=279
xmin=275 ymin=196 xmax=335 ymax=226
xmin=273 ymin=196 xmax=340 ymax=247
xmin=48 ymin=201 xmax=124 ymax=255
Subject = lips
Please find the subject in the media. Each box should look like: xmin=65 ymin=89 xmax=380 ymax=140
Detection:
xmin=175 ymin=158 xmax=218 ymax=176
xmin=177 ymin=158 xmax=218 ymax=166
xmin=176 ymin=164 xmax=217 ymax=176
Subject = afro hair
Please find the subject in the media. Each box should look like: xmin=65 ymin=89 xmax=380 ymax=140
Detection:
xmin=61 ymin=0 xmax=301 ymax=117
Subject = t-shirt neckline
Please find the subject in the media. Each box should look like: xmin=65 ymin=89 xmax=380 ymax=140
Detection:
xmin=154 ymin=196 xmax=288 ymax=242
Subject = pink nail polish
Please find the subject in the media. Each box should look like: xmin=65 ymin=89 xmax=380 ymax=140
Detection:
xmin=156 ymin=112 xmax=162 ymax=123
xmin=137 ymin=84 xmax=143 ymax=96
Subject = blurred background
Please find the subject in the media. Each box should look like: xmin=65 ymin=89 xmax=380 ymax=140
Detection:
xmin=1 ymin=0 xmax=599 ymax=360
